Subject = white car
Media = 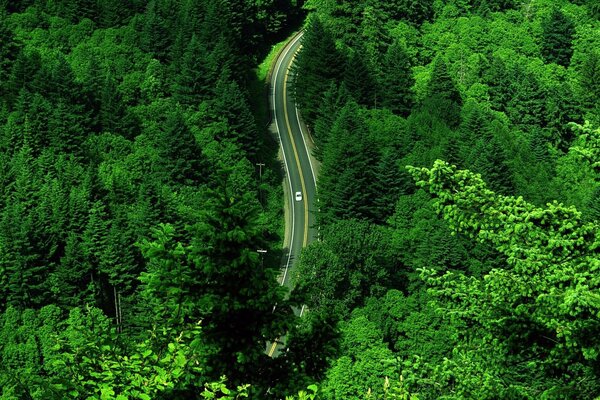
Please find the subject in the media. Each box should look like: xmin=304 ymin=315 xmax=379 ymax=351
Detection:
xmin=295 ymin=191 xmax=302 ymax=201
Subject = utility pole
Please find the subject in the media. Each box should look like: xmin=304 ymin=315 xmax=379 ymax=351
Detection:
xmin=257 ymin=249 xmax=267 ymax=269
xmin=256 ymin=162 xmax=265 ymax=205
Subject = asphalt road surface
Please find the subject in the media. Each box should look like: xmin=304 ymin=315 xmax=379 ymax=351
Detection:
xmin=267 ymin=31 xmax=317 ymax=357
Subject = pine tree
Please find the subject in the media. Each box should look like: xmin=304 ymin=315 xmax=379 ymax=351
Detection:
xmin=423 ymin=57 xmax=462 ymax=127
xmin=172 ymin=35 xmax=213 ymax=107
xmin=317 ymin=101 xmax=380 ymax=225
xmin=379 ymin=40 xmax=414 ymax=116
xmin=139 ymin=171 xmax=290 ymax=385
xmin=156 ymin=108 xmax=204 ymax=185
xmin=100 ymin=75 xmax=129 ymax=136
xmin=141 ymin=0 xmax=178 ymax=62
xmin=585 ymin=186 xmax=600 ymax=221
xmin=589 ymin=0 xmax=600 ymax=19
xmin=343 ymin=48 xmax=376 ymax=107
xmin=211 ymin=71 xmax=260 ymax=157
xmin=579 ymin=51 xmax=600 ymax=112
xmin=485 ymin=55 xmax=512 ymax=114
xmin=506 ymin=66 xmax=546 ymax=131
xmin=313 ymin=83 xmax=350 ymax=160
xmin=0 ymin=16 xmax=19 ymax=103
xmin=7 ymin=50 xmax=42 ymax=108
xmin=293 ymin=16 xmax=345 ymax=126
xmin=541 ymin=8 xmax=575 ymax=67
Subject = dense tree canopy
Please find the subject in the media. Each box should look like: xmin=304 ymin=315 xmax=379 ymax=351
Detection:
xmin=1 ymin=0 xmax=599 ymax=398
xmin=292 ymin=0 xmax=600 ymax=398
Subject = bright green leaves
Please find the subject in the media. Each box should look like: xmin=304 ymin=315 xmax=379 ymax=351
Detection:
xmin=407 ymin=159 xmax=600 ymax=397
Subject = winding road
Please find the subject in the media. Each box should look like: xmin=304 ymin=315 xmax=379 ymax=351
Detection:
xmin=267 ymin=31 xmax=317 ymax=356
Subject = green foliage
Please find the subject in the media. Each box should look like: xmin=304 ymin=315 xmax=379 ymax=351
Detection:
xmin=541 ymin=7 xmax=575 ymax=67
xmin=407 ymin=160 xmax=600 ymax=397
xmin=292 ymin=15 xmax=345 ymax=126
xmin=379 ymin=40 xmax=414 ymax=117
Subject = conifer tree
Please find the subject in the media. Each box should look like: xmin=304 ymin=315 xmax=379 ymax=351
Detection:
xmin=172 ymin=35 xmax=213 ymax=107
xmin=507 ymin=67 xmax=546 ymax=131
xmin=579 ymin=51 xmax=600 ymax=112
xmin=211 ymin=71 xmax=260 ymax=157
xmin=343 ymin=48 xmax=376 ymax=107
xmin=313 ymin=83 xmax=350 ymax=160
xmin=0 ymin=17 xmax=19 ymax=101
xmin=541 ymin=8 xmax=575 ymax=67
xmin=293 ymin=16 xmax=345 ymax=126
xmin=379 ymin=40 xmax=414 ymax=116
xmin=156 ymin=108 xmax=204 ymax=185
xmin=317 ymin=101 xmax=380 ymax=225
xmin=424 ymin=57 xmax=462 ymax=127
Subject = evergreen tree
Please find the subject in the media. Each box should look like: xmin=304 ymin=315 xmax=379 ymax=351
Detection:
xmin=211 ymin=71 xmax=260 ymax=157
xmin=313 ymin=83 xmax=350 ymax=160
xmin=541 ymin=8 xmax=575 ymax=67
xmin=141 ymin=0 xmax=178 ymax=62
xmin=156 ymin=108 xmax=204 ymax=185
xmin=579 ymin=51 xmax=600 ymax=112
xmin=172 ymin=35 xmax=213 ymax=107
xmin=585 ymin=186 xmax=600 ymax=221
xmin=379 ymin=40 xmax=414 ymax=116
xmin=506 ymin=66 xmax=547 ymax=131
xmin=317 ymin=101 xmax=380 ymax=225
xmin=343 ymin=48 xmax=376 ymax=107
xmin=293 ymin=16 xmax=345 ymax=126
xmin=7 ymin=50 xmax=42 ymax=108
xmin=423 ymin=57 xmax=462 ymax=127
xmin=0 ymin=17 xmax=19 ymax=102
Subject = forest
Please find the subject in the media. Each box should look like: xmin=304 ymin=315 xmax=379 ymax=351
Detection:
xmin=0 ymin=0 xmax=599 ymax=399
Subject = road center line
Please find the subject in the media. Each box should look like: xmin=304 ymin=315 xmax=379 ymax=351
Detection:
xmin=282 ymin=67 xmax=309 ymax=248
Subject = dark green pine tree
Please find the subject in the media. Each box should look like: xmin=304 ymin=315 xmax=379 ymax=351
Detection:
xmin=2 ymin=146 xmax=47 ymax=308
xmin=7 ymin=50 xmax=42 ymax=109
xmin=189 ymin=170 xmax=290 ymax=385
xmin=49 ymin=99 xmax=86 ymax=155
xmin=373 ymin=148 xmax=412 ymax=222
xmin=81 ymin=200 xmax=110 ymax=286
xmin=172 ymin=35 xmax=213 ymax=107
xmin=141 ymin=0 xmax=178 ymax=62
xmin=379 ymin=40 xmax=414 ymax=117
xmin=0 ymin=16 xmax=19 ymax=103
xmin=473 ymin=0 xmax=518 ymax=15
xmin=343 ymin=48 xmax=376 ymax=107
xmin=156 ymin=108 xmax=204 ymax=185
xmin=541 ymin=8 xmax=575 ymax=67
xmin=168 ymin=0 xmax=204 ymax=72
xmin=424 ymin=56 xmax=462 ymax=127
xmin=485 ymin=55 xmax=513 ymax=114
xmin=293 ymin=16 xmax=345 ymax=126
xmin=589 ymin=0 xmax=600 ymax=19
xmin=473 ymin=123 xmax=515 ymax=196
xmin=374 ymin=0 xmax=434 ymax=26
xmin=529 ymin=128 xmax=551 ymax=165
xmin=313 ymin=83 xmax=350 ymax=160
xmin=98 ymin=0 xmax=128 ymax=28
xmin=50 ymin=232 xmax=93 ymax=307
xmin=507 ymin=67 xmax=547 ymax=130
xmin=19 ymin=93 xmax=51 ymax=156
xmin=579 ymin=51 xmax=600 ymax=112
xmin=586 ymin=186 xmax=600 ymax=221
xmin=100 ymin=75 xmax=131 ymax=137
xmin=317 ymin=100 xmax=380 ymax=226
xmin=211 ymin=71 xmax=260 ymax=157
xmin=545 ymin=82 xmax=581 ymax=148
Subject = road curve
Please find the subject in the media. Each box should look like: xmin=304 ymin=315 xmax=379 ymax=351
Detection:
xmin=272 ymin=32 xmax=317 ymax=289
xmin=267 ymin=32 xmax=317 ymax=356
